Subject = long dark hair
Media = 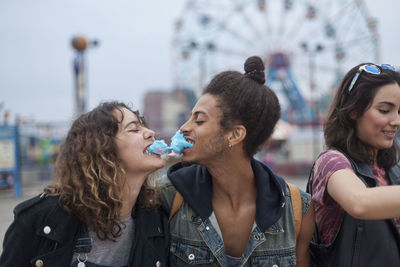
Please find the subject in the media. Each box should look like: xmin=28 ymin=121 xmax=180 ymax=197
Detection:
xmin=324 ymin=63 xmax=400 ymax=168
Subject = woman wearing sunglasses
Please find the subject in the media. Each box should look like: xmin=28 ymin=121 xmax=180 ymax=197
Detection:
xmin=0 ymin=102 xmax=169 ymax=267
xmin=307 ymin=63 xmax=400 ymax=266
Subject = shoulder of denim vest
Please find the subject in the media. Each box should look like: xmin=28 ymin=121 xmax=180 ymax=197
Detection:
xmin=299 ymin=189 xmax=311 ymax=217
xmin=283 ymin=184 xmax=311 ymax=218
xmin=159 ymin=174 xmax=177 ymax=212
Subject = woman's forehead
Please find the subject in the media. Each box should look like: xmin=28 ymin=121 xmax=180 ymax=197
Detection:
xmin=113 ymin=107 xmax=138 ymax=123
xmin=194 ymin=94 xmax=221 ymax=114
xmin=125 ymin=110 xmax=143 ymax=125
xmin=372 ymin=83 xmax=400 ymax=104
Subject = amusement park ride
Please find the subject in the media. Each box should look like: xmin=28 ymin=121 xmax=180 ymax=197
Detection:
xmin=171 ymin=0 xmax=379 ymax=125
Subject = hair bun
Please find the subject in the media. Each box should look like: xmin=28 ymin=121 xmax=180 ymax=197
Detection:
xmin=244 ymin=56 xmax=265 ymax=84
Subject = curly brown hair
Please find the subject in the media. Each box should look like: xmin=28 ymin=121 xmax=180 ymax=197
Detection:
xmin=46 ymin=101 xmax=160 ymax=241
xmin=324 ymin=63 xmax=400 ymax=168
xmin=203 ymin=56 xmax=281 ymax=158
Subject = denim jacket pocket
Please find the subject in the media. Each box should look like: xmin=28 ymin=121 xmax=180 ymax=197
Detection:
xmin=250 ymin=249 xmax=296 ymax=267
xmin=170 ymin=239 xmax=217 ymax=266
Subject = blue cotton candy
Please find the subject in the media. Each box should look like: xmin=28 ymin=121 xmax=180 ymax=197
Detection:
xmin=148 ymin=140 xmax=170 ymax=155
xmin=148 ymin=131 xmax=192 ymax=155
xmin=169 ymin=131 xmax=193 ymax=153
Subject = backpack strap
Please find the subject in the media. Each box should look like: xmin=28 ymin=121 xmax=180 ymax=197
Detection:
xmin=168 ymin=184 xmax=303 ymax=240
xmin=288 ymin=183 xmax=302 ymax=239
xmin=168 ymin=191 xmax=183 ymax=223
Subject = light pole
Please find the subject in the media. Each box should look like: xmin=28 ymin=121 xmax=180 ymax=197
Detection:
xmin=71 ymin=36 xmax=99 ymax=117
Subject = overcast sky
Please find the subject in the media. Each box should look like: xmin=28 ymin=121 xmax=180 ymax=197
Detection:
xmin=0 ymin=0 xmax=399 ymax=123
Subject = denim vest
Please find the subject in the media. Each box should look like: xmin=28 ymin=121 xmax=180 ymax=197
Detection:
xmin=162 ymin=181 xmax=311 ymax=267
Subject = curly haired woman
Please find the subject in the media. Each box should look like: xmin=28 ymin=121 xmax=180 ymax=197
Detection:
xmin=0 ymin=101 xmax=169 ymax=267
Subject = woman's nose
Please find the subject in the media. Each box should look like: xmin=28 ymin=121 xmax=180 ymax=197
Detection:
xmin=391 ymin=112 xmax=400 ymax=127
xmin=179 ymin=120 xmax=190 ymax=134
xmin=144 ymin=128 xmax=155 ymax=140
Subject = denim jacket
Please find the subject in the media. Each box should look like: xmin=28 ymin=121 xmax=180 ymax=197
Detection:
xmin=161 ymin=159 xmax=311 ymax=267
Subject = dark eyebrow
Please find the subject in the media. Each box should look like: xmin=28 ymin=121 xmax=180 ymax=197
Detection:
xmin=377 ymin=101 xmax=395 ymax=107
xmin=124 ymin=120 xmax=139 ymax=130
xmin=193 ymin=111 xmax=207 ymax=117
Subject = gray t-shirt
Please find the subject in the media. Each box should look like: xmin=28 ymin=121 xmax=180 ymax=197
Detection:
xmin=72 ymin=215 xmax=135 ymax=267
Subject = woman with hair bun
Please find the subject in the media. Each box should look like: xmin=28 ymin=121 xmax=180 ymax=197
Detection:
xmin=0 ymin=101 xmax=170 ymax=267
xmin=161 ymin=56 xmax=315 ymax=266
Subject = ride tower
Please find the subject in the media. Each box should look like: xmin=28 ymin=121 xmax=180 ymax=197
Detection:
xmin=266 ymin=52 xmax=314 ymax=124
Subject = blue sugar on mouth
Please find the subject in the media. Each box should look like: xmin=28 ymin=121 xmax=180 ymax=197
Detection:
xmin=148 ymin=131 xmax=193 ymax=155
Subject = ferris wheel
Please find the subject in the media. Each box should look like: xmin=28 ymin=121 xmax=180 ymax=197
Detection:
xmin=171 ymin=0 xmax=379 ymax=124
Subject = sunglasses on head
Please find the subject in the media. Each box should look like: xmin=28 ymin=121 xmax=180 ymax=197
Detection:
xmin=347 ymin=64 xmax=396 ymax=93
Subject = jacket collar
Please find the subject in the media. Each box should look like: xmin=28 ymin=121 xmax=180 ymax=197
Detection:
xmin=167 ymin=158 xmax=286 ymax=232
xmin=36 ymin=196 xmax=80 ymax=244
xmin=348 ymin=158 xmax=375 ymax=179
xmin=167 ymin=162 xmax=213 ymax=220
xmin=334 ymin=148 xmax=400 ymax=188
xmin=387 ymin=163 xmax=400 ymax=185
xmin=338 ymin=149 xmax=377 ymax=187
xmin=346 ymin=151 xmax=400 ymax=186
